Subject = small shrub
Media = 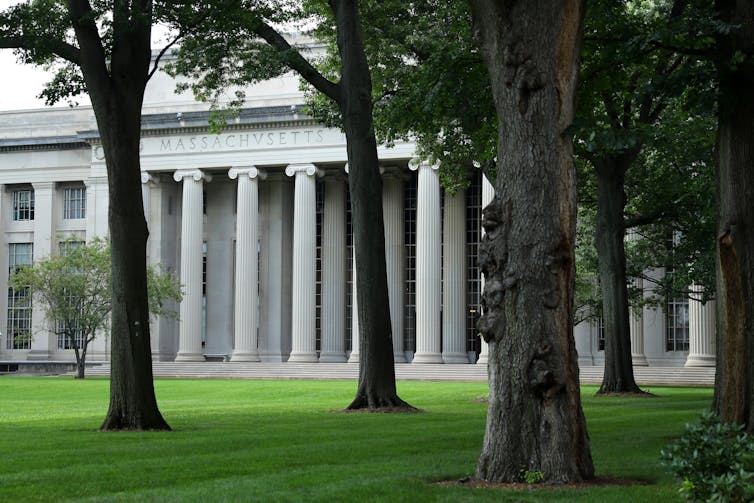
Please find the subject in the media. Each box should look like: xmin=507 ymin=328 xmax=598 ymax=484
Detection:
xmin=662 ymin=410 xmax=754 ymax=502
xmin=519 ymin=469 xmax=545 ymax=484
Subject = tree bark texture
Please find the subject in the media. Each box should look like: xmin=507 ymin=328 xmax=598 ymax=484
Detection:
xmin=713 ymin=0 xmax=754 ymax=433
xmin=594 ymin=158 xmax=641 ymax=394
xmin=330 ymin=0 xmax=412 ymax=410
xmin=470 ymin=0 xmax=594 ymax=482
xmin=68 ymin=0 xmax=169 ymax=430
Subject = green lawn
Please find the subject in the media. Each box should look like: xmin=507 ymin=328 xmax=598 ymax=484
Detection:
xmin=0 ymin=377 xmax=710 ymax=502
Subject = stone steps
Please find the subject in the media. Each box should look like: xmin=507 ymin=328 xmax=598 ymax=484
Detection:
xmin=79 ymin=362 xmax=715 ymax=386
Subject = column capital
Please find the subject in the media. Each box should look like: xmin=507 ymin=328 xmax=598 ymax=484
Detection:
xmin=141 ymin=172 xmax=161 ymax=185
xmin=173 ymin=169 xmax=212 ymax=183
xmin=382 ymin=165 xmax=408 ymax=180
xmin=409 ymin=158 xmax=439 ymax=172
xmin=285 ymin=163 xmax=320 ymax=177
xmin=31 ymin=181 xmax=56 ymax=190
xmin=229 ymin=166 xmax=267 ymax=180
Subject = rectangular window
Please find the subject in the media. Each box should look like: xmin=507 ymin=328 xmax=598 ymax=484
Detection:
xmin=666 ymin=298 xmax=690 ymax=351
xmin=12 ymin=189 xmax=34 ymax=221
xmin=63 ymin=187 xmax=86 ymax=219
xmin=7 ymin=243 xmax=33 ymax=349
xmin=57 ymin=322 xmax=85 ymax=350
xmin=59 ymin=240 xmax=85 ymax=255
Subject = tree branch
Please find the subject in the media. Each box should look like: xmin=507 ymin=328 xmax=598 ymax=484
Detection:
xmin=252 ymin=19 xmax=341 ymax=102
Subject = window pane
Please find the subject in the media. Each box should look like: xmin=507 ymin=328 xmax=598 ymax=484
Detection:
xmin=63 ymin=187 xmax=86 ymax=219
xmin=7 ymin=243 xmax=33 ymax=349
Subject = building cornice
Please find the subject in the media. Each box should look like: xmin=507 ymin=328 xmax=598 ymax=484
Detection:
xmin=2 ymin=104 xmax=315 ymax=151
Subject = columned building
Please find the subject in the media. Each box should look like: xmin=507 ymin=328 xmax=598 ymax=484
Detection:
xmin=0 ymin=54 xmax=715 ymax=369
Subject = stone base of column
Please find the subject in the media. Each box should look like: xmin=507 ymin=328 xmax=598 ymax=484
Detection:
xmin=231 ymin=351 xmax=260 ymax=362
xmin=476 ymin=355 xmax=488 ymax=365
xmin=442 ymin=352 xmax=469 ymax=364
xmin=394 ymin=352 xmax=407 ymax=363
xmin=685 ymin=354 xmax=716 ymax=367
xmin=347 ymin=351 xmax=359 ymax=363
xmin=412 ymin=352 xmax=444 ymax=364
xmin=319 ymin=352 xmax=347 ymax=363
xmin=287 ymin=352 xmax=319 ymax=363
xmin=26 ymin=350 xmax=50 ymax=361
xmin=632 ymin=354 xmax=649 ymax=367
xmin=174 ymin=352 xmax=205 ymax=362
xmin=259 ymin=352 xmax=287 ymax=363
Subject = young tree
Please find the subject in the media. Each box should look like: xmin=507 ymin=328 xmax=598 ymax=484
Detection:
xmin=469 ymin=0 xmax=594 ymax=483
xmin=712 ymin=0 xmax=754 ymax=433
xmin=0 ymin=0 xmax=209 ymax=430
xmin=171 ymin=0 xmax=413 ymax=410
xmin=9 ymin=239 xmax=182 ymax=379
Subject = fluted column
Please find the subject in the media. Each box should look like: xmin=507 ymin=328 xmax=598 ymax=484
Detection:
xmin=383 ymin=168 xmax=406 ymax=363
xmin=686 ymin=285 xmax=716 ymax=366
xmin=320 ymin=173 xmax=347 ymax=362
xmin=443 ymin=189 xmax=468 ymax=363
xmin=409 ymin=160 xmax=443 ymax=363
xmin=630 ymin=277 xmax=648 ymax=366
xmin=174 ymin=169 xmax=211 ymax=361
xmin=229 ymin=167 xmax=265 ymax=362
xmin=348 ymin=245 xmax=360 ymax=363
xmin=286 ymin=163 xmax=320 ymax=362
xmin=477 ymin=173 xmax=494 ymax=365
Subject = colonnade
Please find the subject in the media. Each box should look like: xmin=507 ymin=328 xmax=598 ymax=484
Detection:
xmin=161 ymin=160 xmax=472 ymax=364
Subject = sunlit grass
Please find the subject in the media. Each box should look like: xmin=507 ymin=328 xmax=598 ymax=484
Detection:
xmin=0 ymin=377 xmax=709 ymax=502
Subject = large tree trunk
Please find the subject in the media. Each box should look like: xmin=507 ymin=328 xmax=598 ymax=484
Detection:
xmin=99 ymin=108 xmax=169 ymax=430
xmin=712 ymin=0 xmax=754 ymax=433
xmin=69 ymin=0 xmax=169 ymax=430
xmin=594 ymin=159 xmax=641 ymax=394
xmin=470 ymin=0 xmax=594 ymax=482
xmin=330 ymin=0 xmax=412 ymax=410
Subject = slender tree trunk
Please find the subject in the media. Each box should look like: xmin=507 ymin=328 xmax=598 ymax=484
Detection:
xmin=75 ymin=345 xmax=86 ymax=379
xmin=713 ymin=0 xmax=754 ymax=433
xmin=470 ymin=0 xmax=593 ymax=482
xmin=594 ymin=159 xmax=642 ymax=394
xmin=330 ymin=0 xmax=412 ymax=410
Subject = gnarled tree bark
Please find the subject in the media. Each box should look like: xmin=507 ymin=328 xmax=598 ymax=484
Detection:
xmin=470 ymin=0 xmax=594 ymax=482
xmin=712 ymin=0 xmax=754 ymax=433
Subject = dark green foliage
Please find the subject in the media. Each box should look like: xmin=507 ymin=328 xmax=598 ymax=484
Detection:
xmin=303 ymin=0 xmax=494 ymax=193
xmin=662 ymin=411 xmax=754 ymax=502
xmin=573 ymin=0 xmax=718 ymax=322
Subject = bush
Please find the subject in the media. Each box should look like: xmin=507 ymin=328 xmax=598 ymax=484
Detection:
xmin=662 ymin=410 xmax=754 ymax=502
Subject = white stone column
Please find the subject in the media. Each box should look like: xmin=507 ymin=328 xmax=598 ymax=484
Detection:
xmin=442 ymin=189 xmax=468 ymax=363
xmin=320 ymin=173 xmax=347 ymax=362
xmin=383 ymin=168 xmax=406 ymax=363
xmin=140 ymin=173 xmax=160 ymax=360
xmin=348 ymin=246 xmax=360 ymax=363
xmin=409 ymin=160 xmax=443 ymax=363
xmin=0 ymin=186 xmax=6 ymax=354
xmin=229 ymin=167 xmax=265 ymax=362
xmin=477 ymin=173 xmax=494 ymax=365
xmin=84 ymin=177 xmax=109 ymax=240
xmin=174 ymin=169 xmax=211 ymax=362
xmin=29 ymin=182 xmax=56 ymax=359
xmin=286 ymin=163 xmax=320 ymax=362
xmin=686 ymin=285 xmax=716 ymax=367
xmin=630 ymin=277 xmax=648 ymax=366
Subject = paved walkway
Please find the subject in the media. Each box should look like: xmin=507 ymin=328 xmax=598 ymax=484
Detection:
xmin=80 ymin=361 xmax=715 ymax=386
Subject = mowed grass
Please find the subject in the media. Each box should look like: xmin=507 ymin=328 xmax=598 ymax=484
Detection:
xmin=0 ymin=377 xmax=710 ymax=502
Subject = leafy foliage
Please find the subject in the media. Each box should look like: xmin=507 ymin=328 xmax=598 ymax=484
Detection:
xmin=573 ymin=0 xmax=718 ymax=321
xmin=8 ymin=238 xmax=182 ymax=377
xmin=662 ymin=411 xmax=754 ymax=503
